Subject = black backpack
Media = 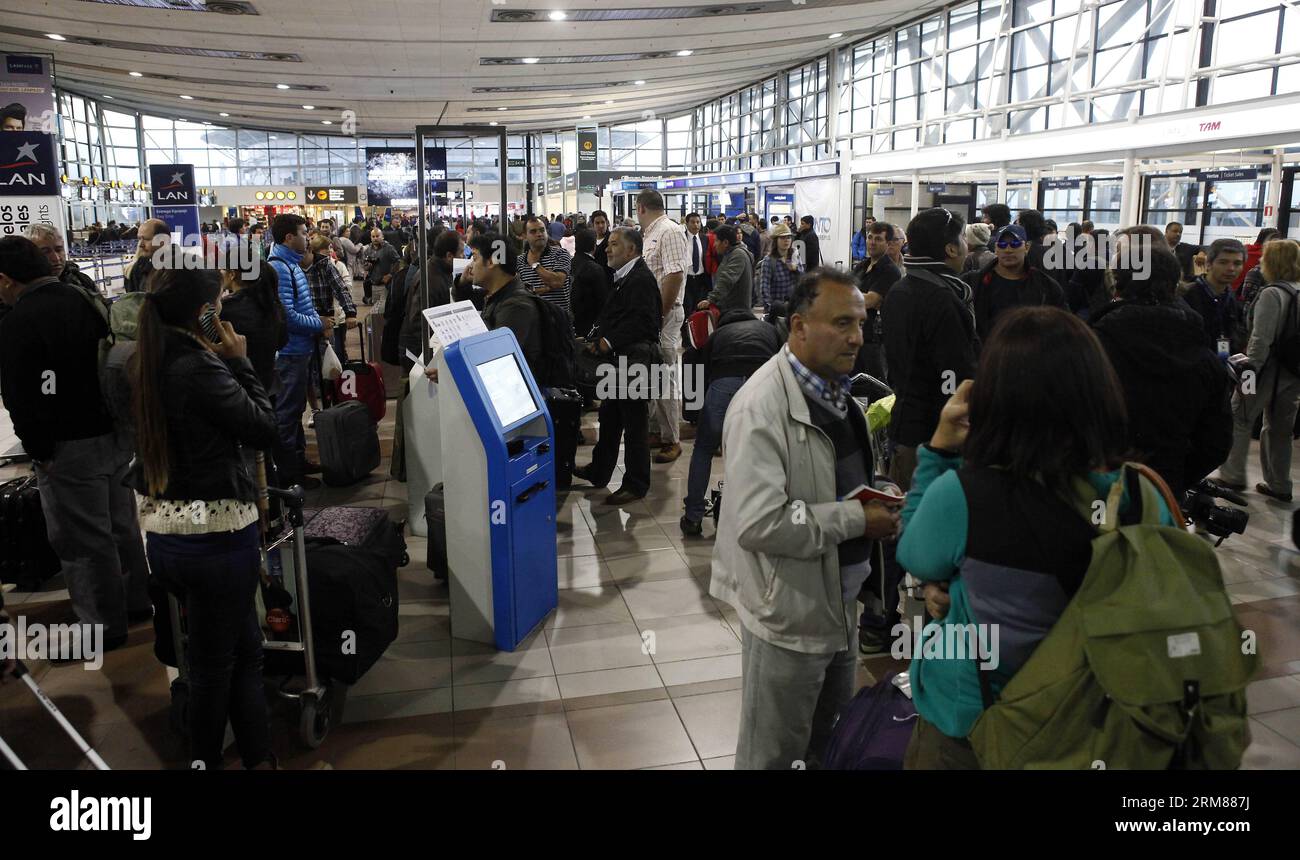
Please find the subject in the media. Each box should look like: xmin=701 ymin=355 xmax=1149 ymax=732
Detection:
xmin=1267 ymin=282 xmax=1300 ymax=377
xmin=524 ymin=293 xmax=577 ymax=391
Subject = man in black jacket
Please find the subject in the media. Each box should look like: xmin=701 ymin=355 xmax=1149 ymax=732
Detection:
xmin=680 ymin=307 xmax=781 ymax=535
xmin=1182 ymin=238 xmax=1246 ymax=355
xmin=574 ymin=227 xmax=662 ymax=505
xmin=0 ymin=237 xmax=149 ymax=650
xmin=881 ymin=207 xmax=979 ymax=492
xmin=796 ymin=215 xmax=822 ymax=269
xmin=1092 ymin=247 xmax=1233 ymax=498
xmin=854 ymin=221 xmax=902 ymax=380
xmin=569 ymin=227 xmax=613 ymax=339
xmin=963 ymin=224 xmax=1067 ymax=341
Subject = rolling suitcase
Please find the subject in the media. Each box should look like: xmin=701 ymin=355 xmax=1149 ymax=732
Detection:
xmin=424 ymin=484 xmax=448 ymax=580
xmin=0 ymin=476 xmax=61 ymax=590
xmin=314 ymin=400 xmax=380 ymax=486
xmin=365 ymin=312 xmax=402 ymax=397
xmin=331 ymin=327 xmax=386 ymax=422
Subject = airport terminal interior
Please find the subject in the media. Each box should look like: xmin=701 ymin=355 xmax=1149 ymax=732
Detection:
xmin=2 ymin=0 xmax=1300 ymax=772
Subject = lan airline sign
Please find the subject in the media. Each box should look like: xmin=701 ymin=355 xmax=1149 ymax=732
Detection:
xmin=0 ymin=133 xmax=59 ymax=195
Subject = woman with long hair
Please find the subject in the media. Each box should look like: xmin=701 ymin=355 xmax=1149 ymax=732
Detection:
xmin=896 ymin=306 xmax=1175 ymax=769
xmin=131 ymin=266 xmax=279 ymax=769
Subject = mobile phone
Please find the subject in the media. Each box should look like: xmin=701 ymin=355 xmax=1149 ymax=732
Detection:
xmin=199 ymin=308 xmax=222 ymax=344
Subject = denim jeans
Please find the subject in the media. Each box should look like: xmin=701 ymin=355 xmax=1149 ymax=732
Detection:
xmin=33 ymin=433 xmax=150 ymax=640
xmin=736 ymin=625 xmax=855 ymax=770
xmin=273 ymin=351 xmax=313 ymax=483
xmin=684 ymin=376 xmax=745 ymax=522
xmin=147 ymin=523 xmax=272 ymax=769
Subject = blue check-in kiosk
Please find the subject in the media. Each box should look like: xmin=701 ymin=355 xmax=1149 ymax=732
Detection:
xmin=438 ymin=328 xmax=558 ymax=651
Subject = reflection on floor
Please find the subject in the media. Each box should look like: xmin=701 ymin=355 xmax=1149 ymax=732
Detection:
xmin=2 ymin=318 xmax=1299 ymax=770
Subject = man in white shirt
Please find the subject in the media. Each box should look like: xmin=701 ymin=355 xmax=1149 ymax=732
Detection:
xmin=636 ymin=188 xmax=689 ymax=463
xmin=683 ymin=212 xmax=711 ymax=313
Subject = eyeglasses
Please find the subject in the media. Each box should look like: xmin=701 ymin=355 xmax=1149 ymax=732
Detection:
xmin=996 ymin=238 xmax=1024 ymax=249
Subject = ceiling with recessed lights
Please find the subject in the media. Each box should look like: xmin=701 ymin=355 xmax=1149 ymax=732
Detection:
xmin=0 ymin=0 xmax=951 ymax=134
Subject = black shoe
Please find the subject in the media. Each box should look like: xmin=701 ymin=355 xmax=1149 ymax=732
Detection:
xmin=859 ymin=626 xmax=888 ymax=656
xmin=301 ymin=460 xmax=322 ymax=475
xmin=127 ymin=607 xmax=154 ymax=626
xmin=571 ymin=465 xmax=606 ymax=489
xmin=604 ymin=489 xmax=646 ymax=506
xmin=1256 ymin=482 xmax=1293 ymax=502
xmin=680 ymin=516 xmax=703 ymax=537
xmin=1217 ymin=480 xmax=1247 ymax=492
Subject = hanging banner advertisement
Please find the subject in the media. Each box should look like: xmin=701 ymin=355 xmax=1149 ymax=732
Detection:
xmin=0 ymin=53 xmax=57 ymax=133
xmin=0 ymin=131 xmax=65 ymax=240
xmin=149 ymin=163 xmax=201 ymax=244
xmin=545 ymin=147 xmax=562 ymax=179
xmin=794 ymin=175 xmax=844 ymax=268
xmin=364 ymin=147 xmax=448 ymax=207
xmin=577 ymin=130 xmax=598 ymax=171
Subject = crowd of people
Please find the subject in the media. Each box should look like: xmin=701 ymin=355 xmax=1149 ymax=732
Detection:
xmin=1 ymin=183 xmax=1296 ymax=770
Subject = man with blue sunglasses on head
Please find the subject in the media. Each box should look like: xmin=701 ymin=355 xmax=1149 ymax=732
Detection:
xmin=963 ymin=223 xmax=1066 ymax=341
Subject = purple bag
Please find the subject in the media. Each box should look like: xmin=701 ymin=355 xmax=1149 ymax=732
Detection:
xmin=301 ymin=506 xmax=408 ymax=572
xmin=823 ymin=672 xmax=919 ymax=770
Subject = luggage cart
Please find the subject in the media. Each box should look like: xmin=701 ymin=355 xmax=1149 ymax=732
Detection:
xmin=261 ymin=485 xmax=344 ymax=749
xmin=0 ymin=660 xmax=110 ymax=770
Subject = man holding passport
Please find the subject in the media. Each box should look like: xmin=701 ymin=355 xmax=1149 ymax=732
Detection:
xmin=709 ymin=268 xmax=901 ymax=769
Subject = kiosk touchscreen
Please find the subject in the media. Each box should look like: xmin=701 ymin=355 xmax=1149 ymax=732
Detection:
xmin=439 ymin=328 xmax=558 ymax=651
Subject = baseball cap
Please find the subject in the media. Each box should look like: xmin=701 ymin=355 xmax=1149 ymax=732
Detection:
xmin=994 ymin=224 xmax=1028 ymax=244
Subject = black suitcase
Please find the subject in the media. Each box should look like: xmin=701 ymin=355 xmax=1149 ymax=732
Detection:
xmin=298 ymin=541 xmax=399 ymax=684
xmin=0 ymin=476 xmax=61 ymax=590
xmin=315 ymin=400 xmax=380 ymax=486
xmin=366 ymin=312 xmax=403 ymax=396
xmin=424 ymin=484 xmax=448 ymax=580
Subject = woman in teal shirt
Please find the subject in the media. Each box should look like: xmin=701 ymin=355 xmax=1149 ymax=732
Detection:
xmin=896 ymin=306 xmax=1175 ymax=769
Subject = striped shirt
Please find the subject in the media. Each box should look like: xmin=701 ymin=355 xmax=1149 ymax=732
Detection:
xmin=785 ymin=345 xmax=851 ymax=418
xmin=516 ymin=244 xmax=573 ymax=313
xmin=642 ymin=214 xmax=689 ymax=307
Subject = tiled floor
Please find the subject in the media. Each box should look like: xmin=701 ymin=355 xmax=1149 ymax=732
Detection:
xmin=3 ymin=307 xmax=1300 ymax=769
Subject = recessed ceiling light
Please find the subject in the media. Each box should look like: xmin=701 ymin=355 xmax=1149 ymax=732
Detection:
xmin=219 ymin=112 xmax=230 ymax=117
xmin=102 ymin=94 xmax=113 ymax=99
xmin=46 ymin=34 xmax=66 ymax=41
xmin=302 ymin=105 xmax=315 ymax=110
xmin=321 ymin=120 xmax=333 ymax=125
xmin=677 ymin=50 xmax=693 ymax=57
xmin=129 ymin=71 xmax=144 ymax=77
xmin=497 ymin=106 xmax=507 ymax=111
xmin=606 ymin=99 xmax=614 ymax=104
xmin=179 ymin=94 xmax=194 ymax=100
xmin=829 ymin=33 xmax=843 ymax=39
xmin=269 ymin=135 xmax=277 ymax=139
xmin=582 ymin=115 xmax=591 ymax=120
xmin=522 ymin=57 xmax=540 ymax=64
xmin=548 ymin=10 xmax=568 ymax=21
xmin=489 ymin=121 xmax=498 ymax=126
xmin=634 ymin=80 xmax=646 ymax=85
xmin=276 ymin=83 xmax=291 ymax=90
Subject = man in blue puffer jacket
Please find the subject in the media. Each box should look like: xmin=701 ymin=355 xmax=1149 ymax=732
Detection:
xmin=267 ymin=213 xmax=322 ymax=487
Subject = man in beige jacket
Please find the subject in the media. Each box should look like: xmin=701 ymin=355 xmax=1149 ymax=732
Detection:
xmin=710 ymin=267 xmax=900 ymax=769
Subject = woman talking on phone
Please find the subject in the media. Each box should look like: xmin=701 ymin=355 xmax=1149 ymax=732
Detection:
xmin=130 ymin=267 xmax=279 ymax=769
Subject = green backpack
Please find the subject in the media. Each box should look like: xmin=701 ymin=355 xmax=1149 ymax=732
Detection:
xmin=967 ymin=464 xmax=1256 ymax=770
